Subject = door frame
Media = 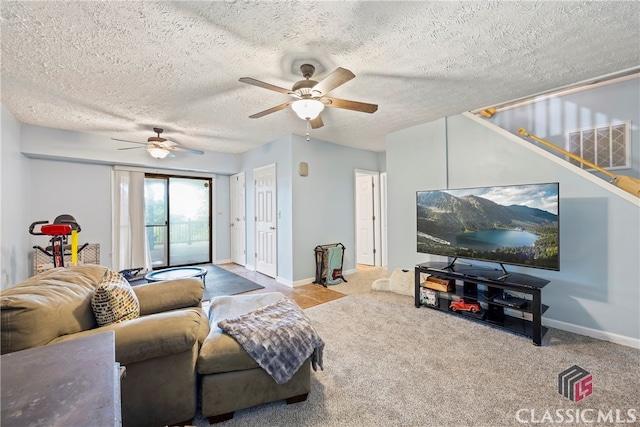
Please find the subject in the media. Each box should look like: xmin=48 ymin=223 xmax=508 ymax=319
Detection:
xmin=230 ymin=172 xmax=246 ymax=266
xmin=354 ymin=169 xmax=381 ymax=267
xmin=144 ymin=173 xmax=213 ymax=269
xmin=380 ymin=172 xmax=388 ymax=267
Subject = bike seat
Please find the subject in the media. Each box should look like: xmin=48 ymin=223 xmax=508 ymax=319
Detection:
xmin=40 ymin=224 xmax=72 ymax=236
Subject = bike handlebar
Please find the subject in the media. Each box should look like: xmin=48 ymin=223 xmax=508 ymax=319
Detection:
xmin=29 ymin=221 xmax=50 ymax=235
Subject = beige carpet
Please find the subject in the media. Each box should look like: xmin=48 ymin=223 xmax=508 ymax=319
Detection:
xmin=192 ymin=266 xmax=640 ymax=426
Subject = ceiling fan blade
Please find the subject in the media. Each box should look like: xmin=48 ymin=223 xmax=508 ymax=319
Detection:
xmin=312 ymin=67 xmax=355 ymax=96
xmin=324 ymin=97 xmax=378 ymax=114
xmin=239 ymin=77 xmax=293 ymax=95
xmin=309 ymin=115 xmax=324 ymax=129
xmin=111 ymin=138 xmax=147 ymax=145
xmin=168 ymin=146 xmax=204 ymax=155
xmin=248 ymin=101 xmax=293 ymax=119
xmin=117 ymin=146 xmax=144 ymax=151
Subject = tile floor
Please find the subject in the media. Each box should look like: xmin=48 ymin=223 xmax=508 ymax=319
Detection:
xmin=215 ymin=263 xmax=346 ymax=309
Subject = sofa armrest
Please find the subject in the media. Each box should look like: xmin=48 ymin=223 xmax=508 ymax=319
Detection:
xmin=133 ymin=278 xmax=204 ymax=315
xmin=50 ymin=308 xmax=209 ymax=365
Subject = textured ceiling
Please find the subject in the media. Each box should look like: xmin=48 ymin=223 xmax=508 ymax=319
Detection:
xmin=1 ymin=1 xmax=639 ymax=154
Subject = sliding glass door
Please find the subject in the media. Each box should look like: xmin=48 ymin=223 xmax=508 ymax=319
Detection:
xmin=144 ymin=174 xmax=212 ymax=268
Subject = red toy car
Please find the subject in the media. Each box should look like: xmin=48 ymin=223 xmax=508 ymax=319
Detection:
xmin=449 ymin=298 xmax=481 ymax=313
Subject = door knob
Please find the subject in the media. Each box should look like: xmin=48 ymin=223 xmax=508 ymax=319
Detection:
xmin=270 ymin=226 xmax=276 ymax=230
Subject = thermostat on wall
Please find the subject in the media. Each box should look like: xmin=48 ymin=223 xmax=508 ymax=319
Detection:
xmin=299 ymin=162 xmax=309 ymax=176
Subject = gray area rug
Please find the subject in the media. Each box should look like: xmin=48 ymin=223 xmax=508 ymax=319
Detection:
xmin=191 ymin=266 xmax=640 ymax=427
xmin=201 ymin=264 xmax=264 ymax=301
xmin=130 ymin=264 xmax=264 ymax=301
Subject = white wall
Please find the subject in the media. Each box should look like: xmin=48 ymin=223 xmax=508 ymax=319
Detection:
xmin=1 ymin=106 xmax=30 ymax=288
xmin=387 ymin=113 xmax=640 ymax=346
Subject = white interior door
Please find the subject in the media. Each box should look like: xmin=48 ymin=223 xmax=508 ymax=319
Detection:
xmin=356 ymin=173 xmax=375 ymax=265
xmin=230 ymin=172 xmax=246 ymax=266
xmin=254 ymin=164 xmax=277 ymax=278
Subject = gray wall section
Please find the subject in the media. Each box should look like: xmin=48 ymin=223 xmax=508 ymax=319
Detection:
xmin=387 ymin=117 xmax=448 ymax=269
xmin=18 ymin=159 xmax=223 ymax=272
xmin=291 ymin=134 xmax=380 ymax=282
xmin=240 ymin=135 xmax=294 ymax=282
xmin=214 ymin=174 xmax=231 ymax=263
xmin=1 ymin=106 xmax=30 ymax=288
xmin=1 ymin=117 xmax=381 ymax=286
xmin=387 ymin=113 xmax=640 ymax=343
xmin=27 ymin=159 xmax=113 ymax=269
xmin=488 ymin=77 xmax=640 ymax=180
xmin=237 ymin=133 xmax=381 ymax=283
xmin=20 ymin=124 xmax=242 ymax=175
xmin=377 ymin=151 xmax=387 ymax=172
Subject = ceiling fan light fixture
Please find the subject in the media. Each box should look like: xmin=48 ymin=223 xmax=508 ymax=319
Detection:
xmin=291 ymin=99 xmax=325 ymax=120
xmin=147 ymin=146 xmax=170 ymax=159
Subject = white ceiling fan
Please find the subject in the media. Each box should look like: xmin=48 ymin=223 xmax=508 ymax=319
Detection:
xmin=111 ymin=127 xmax=204 ymax=159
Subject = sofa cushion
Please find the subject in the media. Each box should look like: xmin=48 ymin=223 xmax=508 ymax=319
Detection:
xmin=49 ymin=307 xmax=209 ymax=365
xmin=132 ymin=278 xmax=204 ymax=316
xmin=198 ymin=292 xmax=285 ymax=375
xmin=1 ymin=265 xmax=108 ymax=354
xmin=91 ymin=270 xmax=140 ymax=326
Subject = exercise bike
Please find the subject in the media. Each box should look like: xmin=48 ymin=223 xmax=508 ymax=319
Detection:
xmin=29 ymin=214 xmax=88 ymax=268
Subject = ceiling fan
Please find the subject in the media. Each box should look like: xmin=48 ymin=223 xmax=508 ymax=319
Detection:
xmin=239 ymin=64 xmax=378 ymax=129
xmin=111 ymin=128 xmax=204 ymax=159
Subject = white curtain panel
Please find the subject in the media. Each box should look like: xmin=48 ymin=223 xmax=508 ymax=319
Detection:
xmin=112 ymin=169 xmax=152 ymax=272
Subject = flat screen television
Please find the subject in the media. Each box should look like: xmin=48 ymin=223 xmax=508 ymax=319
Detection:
xmin=417 ymin=182 xmax=559 ymax=271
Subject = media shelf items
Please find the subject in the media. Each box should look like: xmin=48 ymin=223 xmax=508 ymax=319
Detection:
xmin=415 ymin=261 xmax=550 ymax=345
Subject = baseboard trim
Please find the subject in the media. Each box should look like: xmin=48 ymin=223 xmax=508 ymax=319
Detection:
xmin=276 ymin=276 xmax=294 ymax=287
xmin=543 ymin=318 xmax=640 ymax=349
xmin=214 ymin=259 xmax=232 ymax=265
xmin=293 ymin=277 xmax=314 ymax=287
xmin=291 ymin=269 xmax=357 ymax=287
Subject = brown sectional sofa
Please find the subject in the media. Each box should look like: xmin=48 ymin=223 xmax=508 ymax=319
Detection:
xmin=0 ymin=265 xmax=210 ymax=427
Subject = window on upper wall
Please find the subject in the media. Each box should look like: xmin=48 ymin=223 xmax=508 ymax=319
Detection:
xmin=566 ymin=121 xmax=630 ymax=171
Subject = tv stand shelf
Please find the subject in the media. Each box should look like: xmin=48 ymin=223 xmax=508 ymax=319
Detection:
xmin=415 ymin=261 xmax=550 ymax=345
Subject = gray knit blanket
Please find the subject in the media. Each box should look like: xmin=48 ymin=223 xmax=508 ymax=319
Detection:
xmin=217 ymin=297 xmax=324 ymax=385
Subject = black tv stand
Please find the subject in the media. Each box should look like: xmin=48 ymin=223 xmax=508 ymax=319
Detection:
xmin=415 ymin=261 xmax=550 ymax=345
